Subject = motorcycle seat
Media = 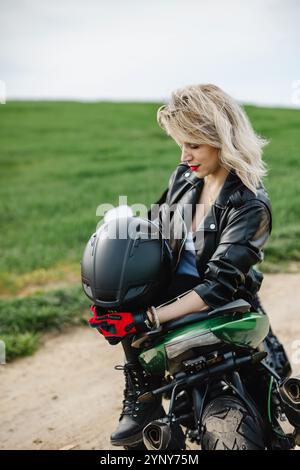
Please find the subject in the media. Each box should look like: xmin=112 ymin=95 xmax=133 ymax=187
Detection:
xmin=131 ymin=299 xmax=251 ymax=348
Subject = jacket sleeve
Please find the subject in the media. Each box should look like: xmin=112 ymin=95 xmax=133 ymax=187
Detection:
xmin=193 ymin=202 xmax=272 ymax=309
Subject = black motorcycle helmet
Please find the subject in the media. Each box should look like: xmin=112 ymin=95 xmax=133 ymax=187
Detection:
xmin=81 ymin=216 xmax=173 ymax=310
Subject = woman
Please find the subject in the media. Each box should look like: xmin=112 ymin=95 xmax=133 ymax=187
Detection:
xmin=109 ymin=84 xmax=291 ymax=447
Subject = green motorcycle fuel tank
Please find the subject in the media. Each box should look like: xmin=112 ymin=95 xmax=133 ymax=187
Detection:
xmin=138 ymin=310 xmax=270 ymax=376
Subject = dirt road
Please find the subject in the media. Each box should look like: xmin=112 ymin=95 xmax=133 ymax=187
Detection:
xmin=1 ymin=274 xmax=300 ymax=450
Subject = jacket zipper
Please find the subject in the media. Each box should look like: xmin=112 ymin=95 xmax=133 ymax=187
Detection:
xmin=173 ymin=204 xmax=188 ymax=272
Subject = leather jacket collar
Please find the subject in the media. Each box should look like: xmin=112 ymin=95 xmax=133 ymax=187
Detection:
xmin=181 ymin=164 xmax=245 ymax=209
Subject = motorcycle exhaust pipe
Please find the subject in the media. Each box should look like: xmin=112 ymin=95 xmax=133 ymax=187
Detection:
xmin=279 ymin=375 xmax=300 ymax=444
xmin=283 ymin=377 xmax=300 ymax=404
xmin=142 ymin=419 xmax=172 ymax=450
xmin=280 ymin=375 xmax=300 ymax=410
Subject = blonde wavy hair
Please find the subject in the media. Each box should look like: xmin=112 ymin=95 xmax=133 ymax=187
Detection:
xmin=157 ymin=84 xmax=268 ymax=195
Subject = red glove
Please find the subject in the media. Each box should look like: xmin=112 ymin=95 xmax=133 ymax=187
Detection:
xmin=89 ymin=305 xmax=153 ymax=344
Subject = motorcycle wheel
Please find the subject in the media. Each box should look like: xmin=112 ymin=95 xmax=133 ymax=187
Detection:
xmin=201 ymin=395 xmax=266 ymax=450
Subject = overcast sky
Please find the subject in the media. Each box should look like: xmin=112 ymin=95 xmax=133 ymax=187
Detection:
xmin=1 ymin=0 xmax=300 ymax=106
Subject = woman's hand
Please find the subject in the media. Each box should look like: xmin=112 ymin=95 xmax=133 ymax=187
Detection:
xmin=88 ymin=305 xmax=155 ymax=343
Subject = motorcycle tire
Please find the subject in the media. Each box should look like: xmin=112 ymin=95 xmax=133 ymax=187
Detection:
xmin=201 ymin=395 xmax=266 ymax=450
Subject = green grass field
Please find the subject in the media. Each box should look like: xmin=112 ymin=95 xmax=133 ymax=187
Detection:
xmin=1 ymin=101 xmax=300 ymax=359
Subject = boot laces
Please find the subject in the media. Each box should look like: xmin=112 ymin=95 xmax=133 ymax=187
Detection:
xmin=114 ymin=363 xmax=150 ymax=418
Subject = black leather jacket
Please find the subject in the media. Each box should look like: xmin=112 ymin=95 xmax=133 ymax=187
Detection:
xmin=147 ymin=163 xmax=272 ymax=310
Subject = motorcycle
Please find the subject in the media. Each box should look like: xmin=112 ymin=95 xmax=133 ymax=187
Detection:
xmin=82 ymin=213 xmax=299 ymax=450
xmin=112 ymin=294 xmax=298 ymax=450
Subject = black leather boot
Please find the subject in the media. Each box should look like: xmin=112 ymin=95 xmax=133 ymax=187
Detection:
xmin=110 ymin=361 xmax=165 ymax=447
